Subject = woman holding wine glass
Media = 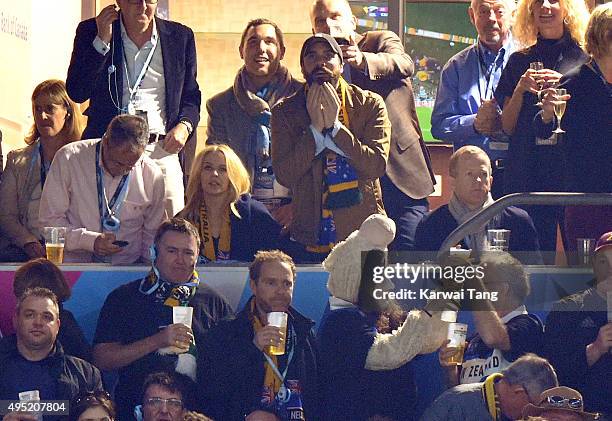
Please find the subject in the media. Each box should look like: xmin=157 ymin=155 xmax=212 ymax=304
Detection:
xmin=0 ymin=79 xmax=84 ymax=262
xmin=493 ymin=0 xmax=590 ymax=261
xmin=177 ymin=144 xmax=281 ymax=263
xmin=537 ymin=3 xmax=612 ymax=258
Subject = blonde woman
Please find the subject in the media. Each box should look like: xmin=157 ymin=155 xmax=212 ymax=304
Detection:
xmin=0 ymin=79 xmax=83 ymax=261
xmin=537 ymin=3 xmax=612 ymax=257
xmin=493 ymin=0 xmax=590 ymax=258
xmin=177 ymin=144 xmax=280 ymax=262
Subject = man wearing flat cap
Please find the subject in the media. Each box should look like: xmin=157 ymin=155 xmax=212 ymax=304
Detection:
xmin=544 ymin=231 xmax=612 ymax=417
xmin=271 ymin=33 xmax=390 ymax=263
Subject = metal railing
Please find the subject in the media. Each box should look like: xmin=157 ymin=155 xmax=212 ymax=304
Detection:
xmin=437 ymin=192 xmax=612 ymax=259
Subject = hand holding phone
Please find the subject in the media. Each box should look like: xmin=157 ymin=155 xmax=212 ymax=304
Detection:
xmin=112 ymin=240 xmax=129 ymax=248
xmin=95 ymin=5 xmax=119 ymax=45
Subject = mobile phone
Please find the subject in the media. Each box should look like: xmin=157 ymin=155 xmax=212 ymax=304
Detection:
xmin=113 ymin=240 xmax=129 ymax=247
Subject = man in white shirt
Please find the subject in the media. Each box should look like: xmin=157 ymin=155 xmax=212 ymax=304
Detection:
xmin=66 ymin=0 xmax=201 ymax=216
xmin=39 ymin=114 xmax=166 ymax=264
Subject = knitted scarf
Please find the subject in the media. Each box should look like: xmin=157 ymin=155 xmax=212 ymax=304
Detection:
xmin=448 ymin=192 xmax=496 ymax=253
xmin=233 ymin=64 xmax=297 ymax=166
xmin=308 ymin=78 xmax=362 ymax=253
xmin=139 ymin=269 xmax=200 ymax=380
xmin=198 ymin=204 xmax=231 ymax=262
xmin=248 ymin=299 xmax=283 ymax=395
xmin=482 ymin=373 xmax=504 ymax=421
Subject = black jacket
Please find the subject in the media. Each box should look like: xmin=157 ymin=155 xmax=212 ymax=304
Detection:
xmin=0 ymin=335 xmax=103 ymax=415
xmin=197 ymin=298 xmax=320 ymax=420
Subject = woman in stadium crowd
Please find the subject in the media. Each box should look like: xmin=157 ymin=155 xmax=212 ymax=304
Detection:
xmin=494 ymin=0 xmax=590 ymax=262
xmin=177 ymin=144 xmax=280 ymax=263
xmin=0 ymin=79 xmax=83 ymax=262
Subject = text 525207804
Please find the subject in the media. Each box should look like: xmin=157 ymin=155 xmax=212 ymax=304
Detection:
xmin=0 ymin=400 xmax=69 ymax=415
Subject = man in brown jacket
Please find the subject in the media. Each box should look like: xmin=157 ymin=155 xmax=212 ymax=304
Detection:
xmin=310 ymin=0 xmax=436 ymax=251
xmin=271 ymin=34 xmax=390 ymax=263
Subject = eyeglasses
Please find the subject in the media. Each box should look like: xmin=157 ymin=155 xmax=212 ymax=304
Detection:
xmin=127 ymin=0 xmax=159 ymax=4
xmin=144 ymin=398 xmax=183 ymax=410
xmin=544 ymin=395 xmax=583 ymax=410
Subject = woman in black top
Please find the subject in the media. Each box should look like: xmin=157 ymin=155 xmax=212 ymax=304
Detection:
xmin=494 ymin=0 xmax=590 ymax=260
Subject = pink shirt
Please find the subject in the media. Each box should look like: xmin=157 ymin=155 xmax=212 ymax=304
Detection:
xmin=39 ymin=139 xmax=167 ymax=264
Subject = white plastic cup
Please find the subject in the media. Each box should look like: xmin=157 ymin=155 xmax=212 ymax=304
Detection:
xmin=267 ymin=312 xmax=288 ymax=355
xmin=173 ymin=306 xmax=193 ymax=328
xmin=487 ymin=229 xmax=510 ymax=252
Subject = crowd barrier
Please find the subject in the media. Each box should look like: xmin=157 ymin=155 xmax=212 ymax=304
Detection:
xmin=0 ymin=264 xmax=595 ymax=416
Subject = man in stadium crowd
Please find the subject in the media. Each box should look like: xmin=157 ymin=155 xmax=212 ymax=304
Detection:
xmin=309 ymin=0 xmax=437 ymax=251
xmin=198 ymin=250 xmax=320 ymax=421
xmin=39 ymin=115 xmax=166 ymax=265
xmin=271 ymin=33 xmax=390 ymax=263
xmin=544 ymin=231 xmax=612 ymax=417
xmin=439 ymin=252 xmax=544 ymax=388
xmin=93 ymin=218 xmax=232 ymax=420
xmin=414 ymin=145 xmax=541 ymax=264
xmin=421 ymin=354 xmax=558 ymax=421
xmin=0 ymin=288 xmax=103 ymax=421
xmin=431 ymin=0 xmax=516 ymax=199
xmin=66 ymin=0 xmax=201 ymax=215
xmin=135 ymin=371 xmax=194 ymax=421
xmin=206 ymin=18 xmax=302 ymax=227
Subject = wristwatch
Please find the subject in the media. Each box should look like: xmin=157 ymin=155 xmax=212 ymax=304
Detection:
xmin=179 ymin=118 xmax=194 ymax=137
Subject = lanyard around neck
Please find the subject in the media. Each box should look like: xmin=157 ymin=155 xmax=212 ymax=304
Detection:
xmin=29 ymin=140 xmax=48 ymax=188
xmin=477 ymin=45 xmax=503 ymax=101
xmin=95 ymin=141 xmax=130 ymax=227
xmin=262 ymin=324 xmax=296 ymax=391
xmin=122 ymin=34 xmax=158 ymax=103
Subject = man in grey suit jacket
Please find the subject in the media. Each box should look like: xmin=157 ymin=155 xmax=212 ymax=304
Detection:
xmin=310 ymin=0 xmax=436 ymax=251
xmin=206 ymin=18 xmax=302 ymax=227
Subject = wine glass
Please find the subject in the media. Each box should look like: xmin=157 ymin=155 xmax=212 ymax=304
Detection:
xmin=530 ymin=62 xmax=544 ymax=106
xmin=552 ymin=88 xmax=567 ymax=134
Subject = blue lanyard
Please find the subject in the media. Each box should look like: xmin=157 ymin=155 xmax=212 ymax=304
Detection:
xmin=477 ymin=45 xmax=503 ymax=101
xmin=262 ymin=324 xmax=296 ymax=403
xmin=28 ymin=140 xmax=48 ymax=188
xmin=95 ymin=141 xmax=130 ymax=230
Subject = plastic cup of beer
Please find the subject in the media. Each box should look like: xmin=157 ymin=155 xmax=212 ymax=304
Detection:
xmin=43 ymin=227 xmax=66 ymax=264
xmin=440 ymin=322 xmax=468 ymax=366
xmin=172 ymin=306 xmax=193 ymax=354
xmin=487 ymin=229 xmax=510 ymax=252
xmin=267 ymin=312 xmax=288 ymax=355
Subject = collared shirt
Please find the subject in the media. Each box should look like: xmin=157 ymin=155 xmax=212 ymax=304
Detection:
xmin=431 ymin=36 xmax=516 ymax=161
xmin=38 ymin=139 xmax=167 ymax=264
xmin=93 ymin=19 xmax=166 ymax=134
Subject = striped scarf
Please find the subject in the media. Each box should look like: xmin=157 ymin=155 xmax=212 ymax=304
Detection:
xmin=199 ymin=204 xmax=231 ymax=262
xmin=482 ymin=372 xmax=504 ymax=420
xmin=308 ymin=78 xmax=362 ymax=253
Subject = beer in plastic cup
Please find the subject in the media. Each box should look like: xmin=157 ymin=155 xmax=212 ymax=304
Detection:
xmin=171 ymin=306 xmax=193 ymax=354
xmin=487 ymin=229 xmax=510 ymax=252
xmin=576 ymin=238 xmax=595 ymax=266
xmin=43 ymin=227 xmax=66 ymax=264
xmin=267 ymin=312 xmax=288 ymax=355
xmin=440 ymin=322 xmax=468 ymax=366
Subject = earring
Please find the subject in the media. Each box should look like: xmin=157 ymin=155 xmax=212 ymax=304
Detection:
xmin=563 ymin=17 xmax=569 ymax=24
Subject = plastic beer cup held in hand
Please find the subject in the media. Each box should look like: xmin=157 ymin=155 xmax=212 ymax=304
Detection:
xmin=487 ymin=229 xmax=510 ymax=252
xmin=267 ymin=312 xmax=288 ymax=356
xmin=43 ymin=227 xmax=66 ymax=264
xmin=171 ymin=306 xmax=193 ymax=354
xmin=440 ymin=322 xmax=468 ymax=366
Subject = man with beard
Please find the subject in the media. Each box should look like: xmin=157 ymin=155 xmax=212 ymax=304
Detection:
xmin=0 ymin=288 xmax=103 ymax=421
xmin=271 ymin=33 xmax=390 ymax=262
xmin=310 ymin=0 xmax=436 ymax=251
xmin=197 ymin=250 xmax=319 ymax=420
xmin=206 ymin=19 xmax=302 ymax=226
xmin=93 ymin=218 xmax=232 ymax=420
xmin=431 ymin=0 xmax=516 ymax=199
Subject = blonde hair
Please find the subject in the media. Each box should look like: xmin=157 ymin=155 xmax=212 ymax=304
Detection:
xmin=25 ymin=79 xmax=84 ymax=145
xmin=448 ymin=145 xmax=491 ymax=178
xmin=513 ymin=0 xmax=590 ymax=47
xmin=585 ymin=2 xmax=612 ymax=60
xmin=183 ymin=144 xmax=251 ymax=218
